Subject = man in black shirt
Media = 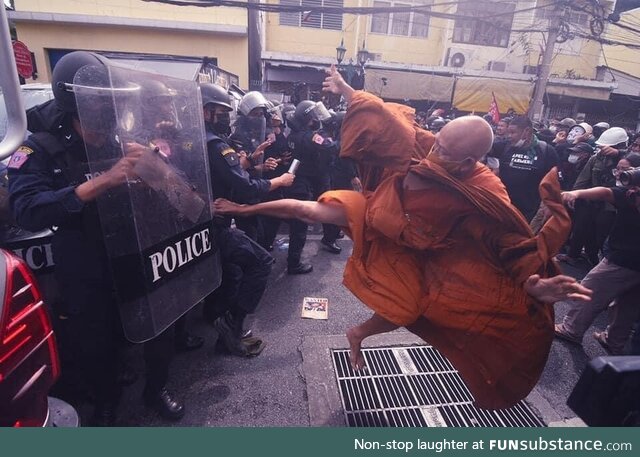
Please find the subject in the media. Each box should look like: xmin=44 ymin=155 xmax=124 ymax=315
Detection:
xmin=490 ymin=116 xmax=558 ymax=221
xmin=555 ymin=183 xmax=640 ymax=354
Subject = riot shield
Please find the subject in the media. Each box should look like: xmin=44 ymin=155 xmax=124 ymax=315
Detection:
xmin=73 ymin=63 xmax=221 ymax=342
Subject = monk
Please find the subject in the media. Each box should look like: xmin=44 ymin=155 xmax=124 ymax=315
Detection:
xmin=213 ymin=66 xmax=591 ymax=409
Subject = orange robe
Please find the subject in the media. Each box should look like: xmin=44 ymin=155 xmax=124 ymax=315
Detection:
xmin=319 ymin=92 xmax=570 ymax=409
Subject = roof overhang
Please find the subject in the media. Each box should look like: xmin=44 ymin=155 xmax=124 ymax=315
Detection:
xmin=7 ymin=10 xmax=247 ymax=36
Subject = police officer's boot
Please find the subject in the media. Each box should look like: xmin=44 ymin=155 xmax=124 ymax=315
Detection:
xmin=214 ymin=310 xmax=249 ymax=356
xmin=143 ymin=387 xmax=185 ymax=421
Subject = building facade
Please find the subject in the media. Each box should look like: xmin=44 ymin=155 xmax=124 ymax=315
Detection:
xmin=9 ymin=0 xmax=247 ymax=86
xmin=7 ymin=0 xmax=640 ymax=127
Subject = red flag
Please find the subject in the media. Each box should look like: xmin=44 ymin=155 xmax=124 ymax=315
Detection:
xmin=489 ymin=92 xmax=501 ymax=124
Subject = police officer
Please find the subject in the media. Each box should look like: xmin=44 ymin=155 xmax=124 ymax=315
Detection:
xmin=7 ymin=51 xmax=184 ymax=425
xmin=286 ymin=100 xmax=339 ymax=269
xmin=200 ymin=83 xmax=293 ymax=355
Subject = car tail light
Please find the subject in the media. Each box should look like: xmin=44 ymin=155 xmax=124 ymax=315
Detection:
xmin=0 ymin=250 xmax=60 ymax=426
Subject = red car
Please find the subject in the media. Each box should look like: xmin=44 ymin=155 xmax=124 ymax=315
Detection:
xmin=0 ymin=249 xmax=76 ymax=427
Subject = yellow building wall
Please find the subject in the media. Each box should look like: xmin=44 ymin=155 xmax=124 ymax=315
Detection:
xmin=15 ymin=22 xmax=248 ymax=84
xmin=15 ymin=0 xmax=246 ymax=26
xmin=265 ymin=0 xmax=448 ymax=67
xmin=13 ymin=0 xmax=248 ymax=84
xmin=602 ymin=10 xmax=640 ymax=78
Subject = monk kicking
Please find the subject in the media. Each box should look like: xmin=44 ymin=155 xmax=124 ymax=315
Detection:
xmin=213 ymin=66 xmax=592 ymax=409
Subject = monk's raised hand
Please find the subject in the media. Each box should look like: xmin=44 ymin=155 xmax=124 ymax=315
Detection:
xmin=524 ymin=274 xmax=593 ymax=304
xmin=323 ymin=64 xmax=346 ymax=94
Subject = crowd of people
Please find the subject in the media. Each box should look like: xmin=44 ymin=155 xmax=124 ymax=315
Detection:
xmin=3 ymin=51 xmax=638 ymax=425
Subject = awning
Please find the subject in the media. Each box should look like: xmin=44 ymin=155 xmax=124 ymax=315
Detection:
xmin=364 ymin=68 xmax=454 ymax=103
xmin=546 ymin=83 xmax=613 ymax=101
xmin=453 ymin=78 xmax=533 ymax=114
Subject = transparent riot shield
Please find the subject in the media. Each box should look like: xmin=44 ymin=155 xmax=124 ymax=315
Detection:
xmin=230 ymin=114 xmax=266 ymax=155
xmin=74 ymin=63 xmax=221 ymax=342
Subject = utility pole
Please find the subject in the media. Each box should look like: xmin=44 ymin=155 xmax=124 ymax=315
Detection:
xmin=247 ymin=0 xmax=262 ymax=91
xmin=529 ymin=7 xmax=564 ymax=121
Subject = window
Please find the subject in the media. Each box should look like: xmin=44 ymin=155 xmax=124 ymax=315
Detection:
xmin=370 ymin=0 xmax=431 ymax=38
xmin=453 ymin=1 xmax=515 ymax=48
xmin=279 ymin=0 xmax=343 ymax=31
xmin=535 ymin=6 xmax=589 ymax=27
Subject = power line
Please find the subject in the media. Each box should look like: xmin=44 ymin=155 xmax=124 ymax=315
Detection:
xmin=143 ymin=0 xmax=564 ymax=21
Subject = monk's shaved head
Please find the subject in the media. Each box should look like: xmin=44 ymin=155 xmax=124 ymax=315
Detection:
xmin=438 ymin=116 xmax=494 ymax=162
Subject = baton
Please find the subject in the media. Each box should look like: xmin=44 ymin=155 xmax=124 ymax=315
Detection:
xmin=288 ymin=159 xmax=300 ymax=175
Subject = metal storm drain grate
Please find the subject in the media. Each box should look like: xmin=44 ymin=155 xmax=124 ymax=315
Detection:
xmin=332 ymin=346 xmax=545 ymax=427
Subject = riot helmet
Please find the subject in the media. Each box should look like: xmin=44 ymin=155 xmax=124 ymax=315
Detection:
xmin=200 ymin=83 xmax=233 ymax=111
xmin=294 ymin=100 xmax=331 ymax=130
xmin=429 ymin=117 xmax=446 ymax=132
xmin=238 ymin=91 xmax=269 ymax=117
xmin=51 ymin=51 xmax=112 ymax=113
xmin=200 ymin=83 xmax=233 ymax=136
xmin=68 ymin=55 xmax=139 ymax=136
xmin=140 ymin=79 xmax=180 ymax=135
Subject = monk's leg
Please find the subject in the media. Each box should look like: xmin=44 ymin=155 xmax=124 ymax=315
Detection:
xmin=346 ymin=313 xmax=399 ymax=370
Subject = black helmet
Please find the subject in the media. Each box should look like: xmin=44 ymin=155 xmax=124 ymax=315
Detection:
xmin=294 ymin=100 xmax=331 ymax=127
xmin=429 ymin=117 xmax=446 ymax=132
xmin=143 ymin=79 xmax=177 ymax=99
xmin=51 ymin=51 xmax=111 ymax=113
xmin=199 ymin=83 xmax=232 ymax=111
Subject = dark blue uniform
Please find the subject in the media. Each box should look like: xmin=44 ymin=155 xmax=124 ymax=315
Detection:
xmin=285 ymin=128 xmax=337 ymax=267
xmin=7 ymin=122 xmax=174 ymax=415
xmin=203 ymin=131 xmax=273 ymax=325
xmin=8 ymin=126 xmax=124 ymax=409
xmin=208 ymin=131 xmax=270 ymax=241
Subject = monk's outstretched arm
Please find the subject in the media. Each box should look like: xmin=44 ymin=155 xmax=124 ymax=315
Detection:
xmin=213 ymin=198 xmax=348 ymax=226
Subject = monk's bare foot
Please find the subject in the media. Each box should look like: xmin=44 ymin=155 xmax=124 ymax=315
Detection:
xmin=346 ymin=327 xmax=366 ymax=371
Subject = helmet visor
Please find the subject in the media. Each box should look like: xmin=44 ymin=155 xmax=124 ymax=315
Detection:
xmin=304 ymin=102 xmax=332 ymax=122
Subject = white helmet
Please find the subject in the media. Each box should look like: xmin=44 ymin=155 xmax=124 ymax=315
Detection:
xmin=595 ymin=127 xmax=629 ymax=147
xmin=238 ymin=91 xmax=269 ymax=116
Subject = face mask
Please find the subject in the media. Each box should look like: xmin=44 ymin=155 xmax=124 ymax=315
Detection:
xmin=427 ymin=149 xmax=473 ymax=178
xmin=211 ymin=112 xmax=231 ymax=136
xmin=549 ymin=126 xmax=558 ymax=134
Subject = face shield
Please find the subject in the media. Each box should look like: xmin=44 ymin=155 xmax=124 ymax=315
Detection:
xmin=304 ymin=101 xmax=332 ymax=123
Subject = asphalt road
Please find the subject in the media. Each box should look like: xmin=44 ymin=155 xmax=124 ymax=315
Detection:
xmin=112 ymin=233 xmax=611 ymax=427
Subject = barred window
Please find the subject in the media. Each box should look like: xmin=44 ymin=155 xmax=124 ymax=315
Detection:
xmin=453 ymin=1 xmax=514 ymax=47
xmin=370 ymin=0 xmax=431 ymax=38
xmin=279 ymin=0 xmax=343 ymax=31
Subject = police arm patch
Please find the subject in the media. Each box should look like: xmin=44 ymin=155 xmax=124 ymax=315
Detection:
xmin=7 ymin=146 xmax=34 ymax=170
xmin=312 ymin=133 xmax=324 ymax=145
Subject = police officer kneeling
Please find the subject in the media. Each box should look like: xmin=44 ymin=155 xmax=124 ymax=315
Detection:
xmin=8 ymin=52 xmax=184 ymax=425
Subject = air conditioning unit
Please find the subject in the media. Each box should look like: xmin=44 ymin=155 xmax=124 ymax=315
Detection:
xmin=523 ymin=64 xmax=539 ymax=75
xmin=444 ymin=48 xmax=473 ymax=68
xmin=488 ymin=60 xmax=507 ymax=72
